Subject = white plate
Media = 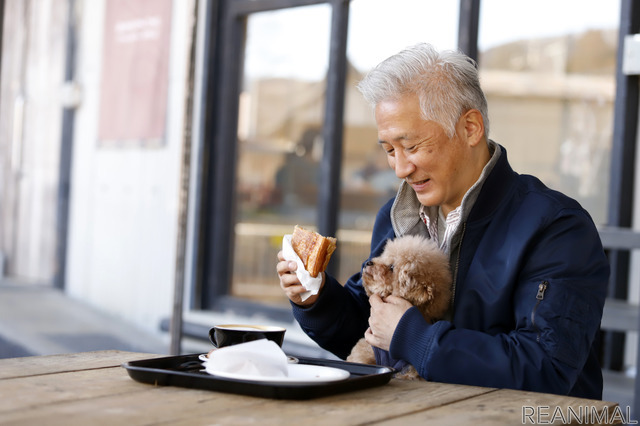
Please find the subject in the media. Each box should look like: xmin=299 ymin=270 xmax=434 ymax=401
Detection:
xmin=204 ymin=364 xmax=350 ymax=384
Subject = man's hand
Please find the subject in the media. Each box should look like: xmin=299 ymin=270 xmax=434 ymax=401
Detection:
xmin=276 ymin=250 xmax=322 ymax=306
xmin=365 ymin=294 xmax=413 ymax=351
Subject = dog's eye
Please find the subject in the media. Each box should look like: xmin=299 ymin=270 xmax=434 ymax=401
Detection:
xmin=389 ymin=264 xmax=394 ymax=271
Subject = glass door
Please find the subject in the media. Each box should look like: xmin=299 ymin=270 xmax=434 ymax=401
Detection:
xmin=231 ymin=4 xmax=332 ymax=305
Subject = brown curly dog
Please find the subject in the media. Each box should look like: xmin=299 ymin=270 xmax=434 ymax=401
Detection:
xmin=346 ymin=234 xmax=452 ymax=380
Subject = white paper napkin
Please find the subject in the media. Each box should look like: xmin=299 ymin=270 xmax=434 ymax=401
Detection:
xmin=282 ymin=234 xmax=322 ymax=301
xmin=201 ymin=339 xmax=288 ymax=378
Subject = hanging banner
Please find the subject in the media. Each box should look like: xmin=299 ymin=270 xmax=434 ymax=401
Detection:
xmin=98 ymin=0 xmax=172 ymax=147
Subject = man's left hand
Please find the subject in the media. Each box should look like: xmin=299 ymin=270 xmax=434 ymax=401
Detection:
xmin=364 ymin=294 xmax=413 ymax=351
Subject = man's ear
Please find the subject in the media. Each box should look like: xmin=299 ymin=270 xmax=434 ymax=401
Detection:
xmin=461 ymin=109 xmax=485 ymax=147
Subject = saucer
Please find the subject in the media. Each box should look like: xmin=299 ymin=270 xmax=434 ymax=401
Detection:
xmin=204 ymin=363 xmax=350 ymax=384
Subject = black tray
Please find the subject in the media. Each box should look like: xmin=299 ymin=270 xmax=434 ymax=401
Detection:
xmin=123 ymin=353 xmax=395 ymax=400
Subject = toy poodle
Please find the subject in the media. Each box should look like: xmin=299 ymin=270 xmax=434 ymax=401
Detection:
xmin=346 ymin=234 xmax=452 ymax=380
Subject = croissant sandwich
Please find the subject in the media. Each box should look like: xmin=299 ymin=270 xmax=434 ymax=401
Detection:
xmin=291 ymin=225 xmax=337 ymax=278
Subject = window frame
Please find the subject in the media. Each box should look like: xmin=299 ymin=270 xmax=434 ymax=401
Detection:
xmin=195 ymin=0 xmax=348 ymax=312
xmin=192 ymin=0 xmax=636 ymax=337
xmin=184 ymin=0 xmax=638 ymax=412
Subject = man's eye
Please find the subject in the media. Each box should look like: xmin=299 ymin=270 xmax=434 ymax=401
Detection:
xmin=405 ymin=145 xmax=418 ymax=153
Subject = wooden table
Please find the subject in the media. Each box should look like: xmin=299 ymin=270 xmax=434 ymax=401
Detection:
xmin=0 ymin=350 xmax=622 ymax=425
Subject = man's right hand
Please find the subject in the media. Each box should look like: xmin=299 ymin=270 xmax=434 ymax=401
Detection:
xmin=276 ymin=250 xmax=322 ymax=306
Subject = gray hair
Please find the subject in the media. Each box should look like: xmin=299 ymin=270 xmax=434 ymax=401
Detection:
xmin=357 ymin=43 xmax=490 ymax=139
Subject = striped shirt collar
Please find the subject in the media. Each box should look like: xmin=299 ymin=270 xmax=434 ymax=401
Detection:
xmin=419 ymin=204 xmax=462 ymax=255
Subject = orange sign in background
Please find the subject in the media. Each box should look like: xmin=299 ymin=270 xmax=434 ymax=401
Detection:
xmin=98 ymin=0 xmax=173 ymax=147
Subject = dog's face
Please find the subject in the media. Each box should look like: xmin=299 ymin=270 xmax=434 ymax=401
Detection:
xmin=362 ymin=251 xmax=416 ymax=300
xmin=361 ymin=235 xmax=452 ymax=320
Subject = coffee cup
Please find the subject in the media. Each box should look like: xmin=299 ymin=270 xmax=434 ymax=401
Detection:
xmin=209 ymin=324 xmax=286 ymax=348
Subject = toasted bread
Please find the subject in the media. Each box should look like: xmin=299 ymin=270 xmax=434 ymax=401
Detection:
xmin=291 ymin=225 xmax=337 ymax=278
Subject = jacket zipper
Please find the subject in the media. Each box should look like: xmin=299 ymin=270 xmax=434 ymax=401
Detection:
xmin=450 ymin=222 xmax=467 ymax=311
xmin=531 ymin=281 xmax=549 ymax=342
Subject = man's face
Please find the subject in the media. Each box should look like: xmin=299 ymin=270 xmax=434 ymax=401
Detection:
xmin=375 ymin=94 xmax=473 ymax=216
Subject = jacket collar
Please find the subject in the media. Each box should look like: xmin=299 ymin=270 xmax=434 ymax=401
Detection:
xmin=466 ymin=143 xmax=517 ymax=223
xmin=391 ymin=140 xmax=503 ymax=237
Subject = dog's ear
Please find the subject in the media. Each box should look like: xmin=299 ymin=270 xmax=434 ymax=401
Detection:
xmin=398 ymin=265 xmax=429 ymax=297
xmin=398 ymin=262 xmax=436 ymax=305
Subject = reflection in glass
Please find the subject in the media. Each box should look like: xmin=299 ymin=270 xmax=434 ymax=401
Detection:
xmin=232 ymin=5 xmax=330 ymax=304
xmin=478 ymin=0 xmax=620 ymax=225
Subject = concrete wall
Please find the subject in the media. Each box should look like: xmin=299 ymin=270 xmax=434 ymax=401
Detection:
xmin=65 ymin=0 xmax=194 ymax=335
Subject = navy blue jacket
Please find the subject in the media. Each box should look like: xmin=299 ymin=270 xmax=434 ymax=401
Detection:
xmin=292 ymin=146 xmax=609 ymax=399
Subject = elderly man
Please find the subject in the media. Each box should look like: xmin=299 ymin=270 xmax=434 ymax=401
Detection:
xmin=276 ymin=43 xmax=609 ymax=399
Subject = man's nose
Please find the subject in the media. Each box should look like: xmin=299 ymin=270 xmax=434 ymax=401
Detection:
xmin=393 ymin=151 xmax=415 ymax=179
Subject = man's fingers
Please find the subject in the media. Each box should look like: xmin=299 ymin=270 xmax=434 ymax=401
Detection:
xmin=369 ymin=293 xmax=383 ymax=306
xmin=276 ymin=260 xmax=297 ymax=276
xmin=383 ymin=295 xmax=405 ymax=304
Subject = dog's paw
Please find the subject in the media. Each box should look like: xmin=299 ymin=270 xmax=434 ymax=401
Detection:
xmin=393 ymin=364 xmax=425 ymax=381
xmin=347 ymin=338 xmax=376 ymax=364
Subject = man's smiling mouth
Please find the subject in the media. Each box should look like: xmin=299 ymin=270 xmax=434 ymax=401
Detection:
xmin=407 ymin=178 xmax=430 ymax=185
